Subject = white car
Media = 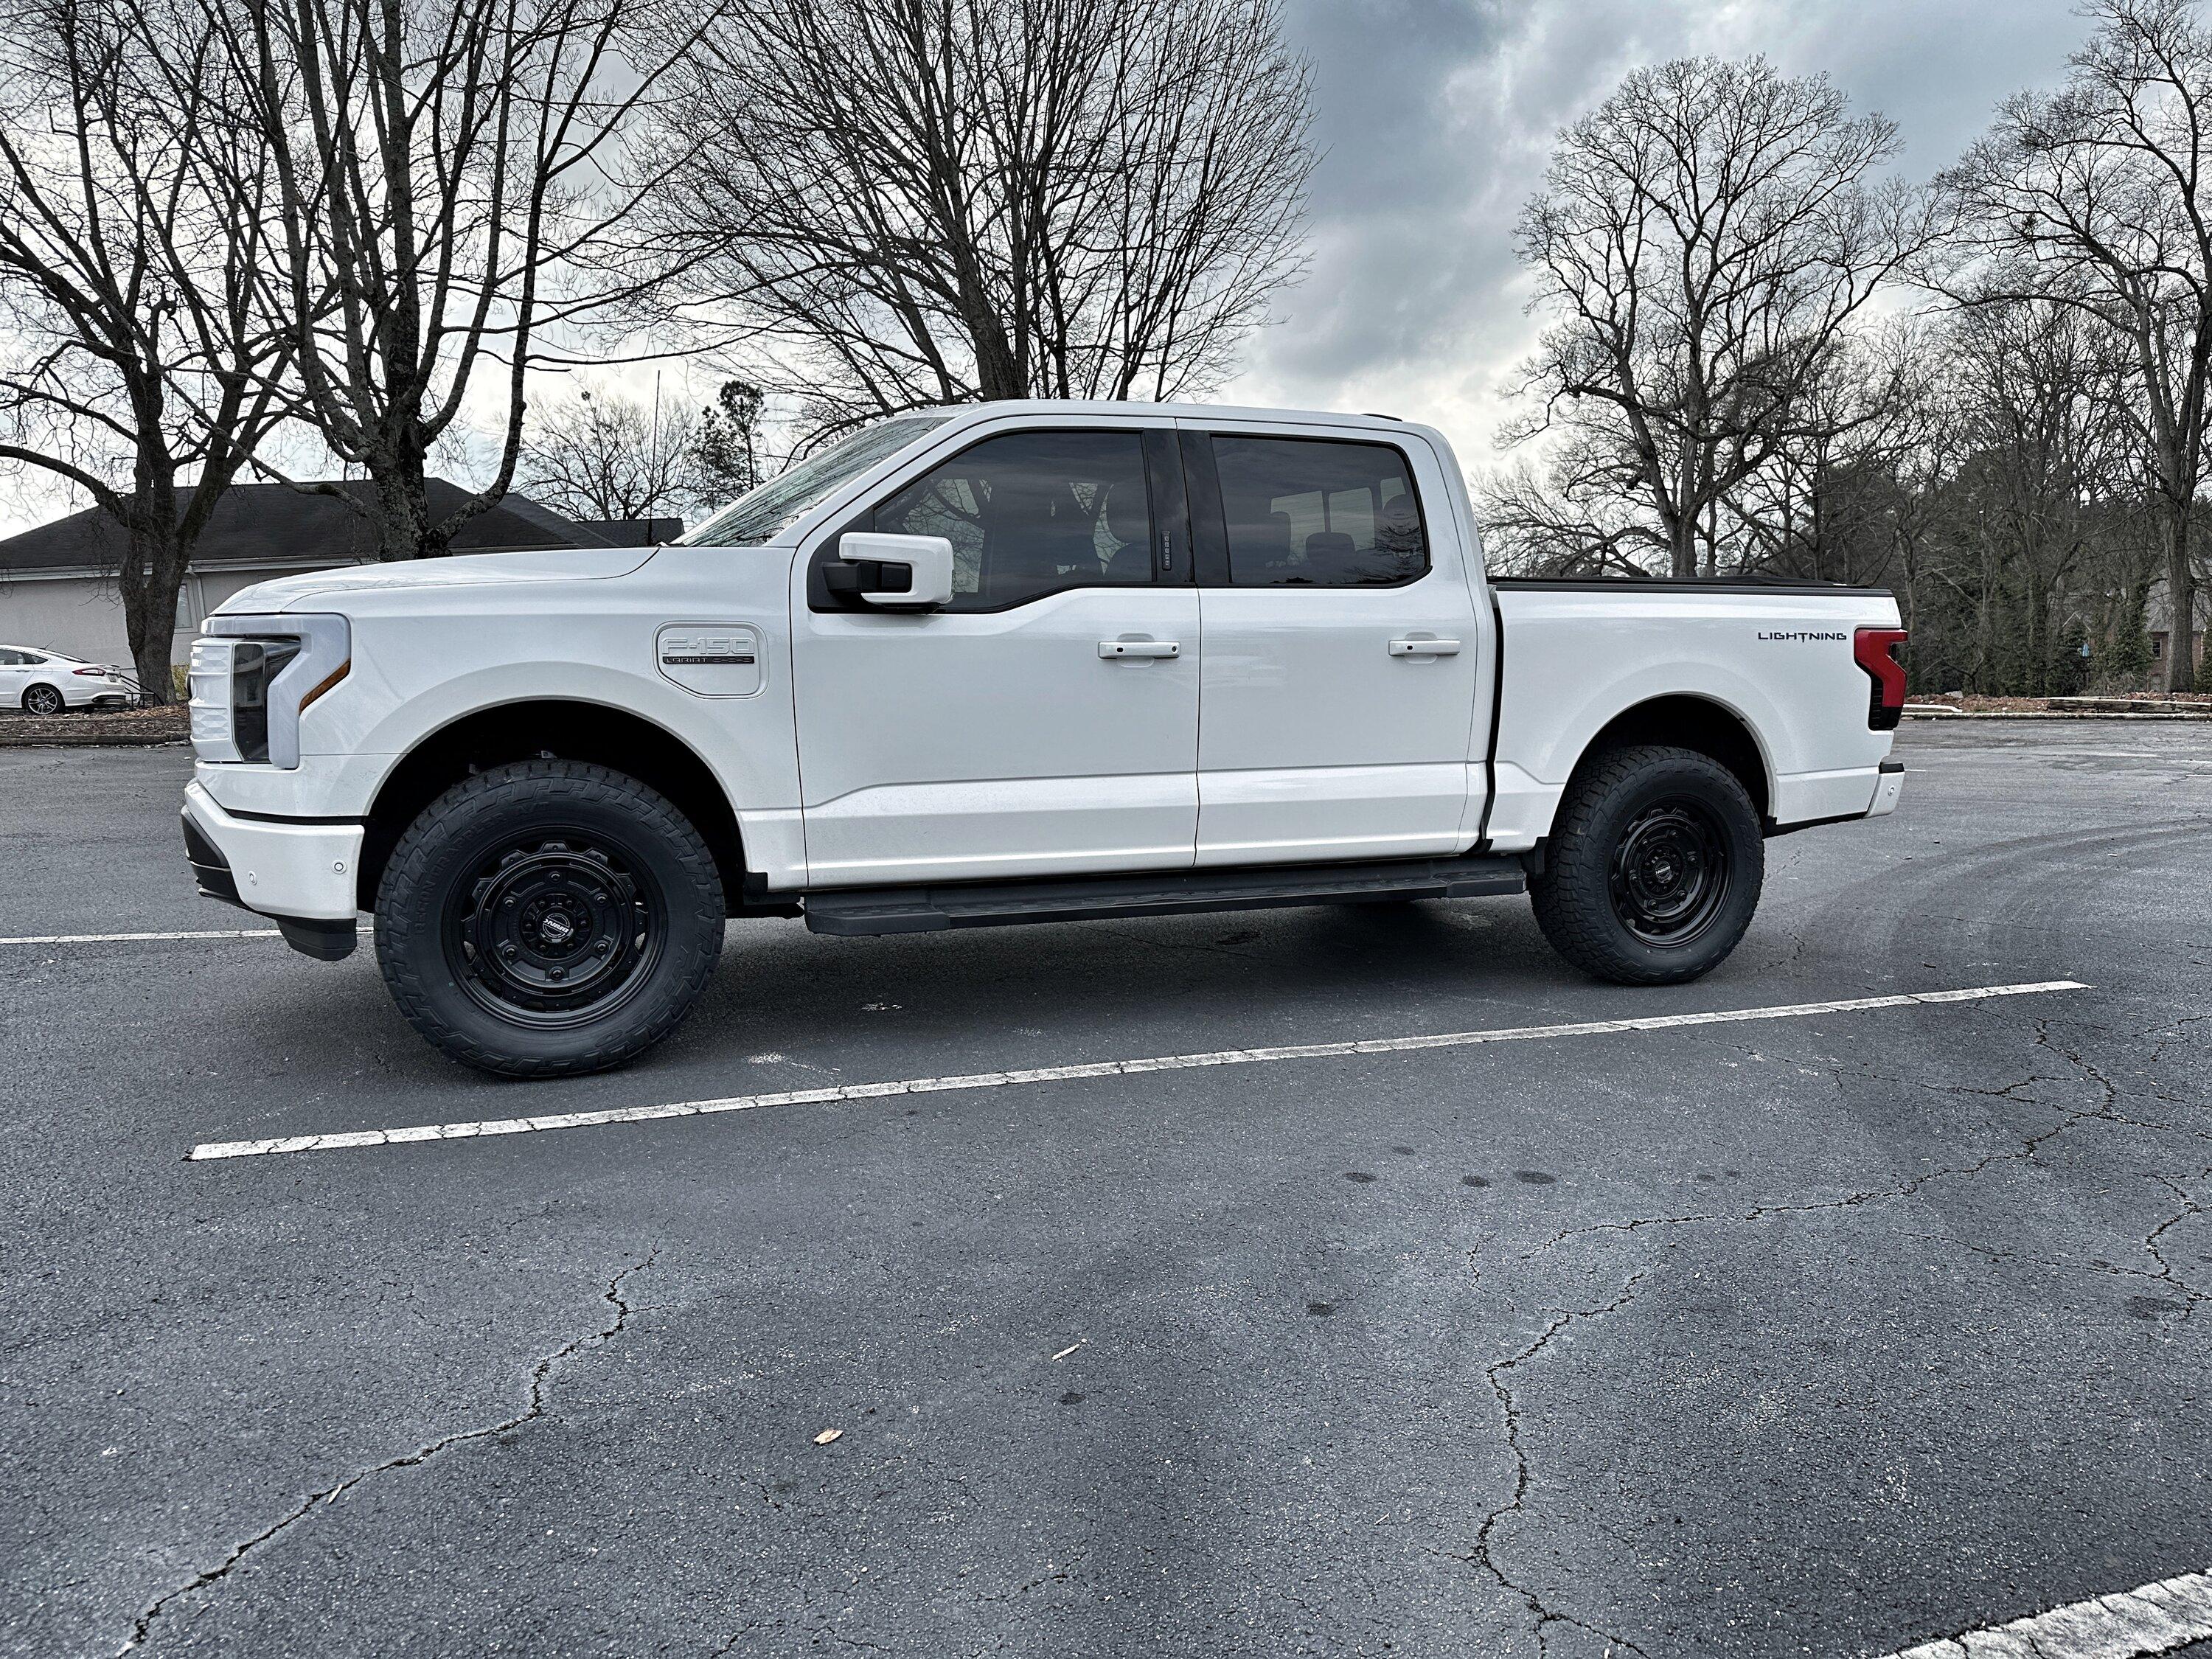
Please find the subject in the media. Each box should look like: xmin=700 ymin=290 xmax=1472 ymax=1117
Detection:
xmin=0 ymin=646 xmax=136 ymax=714
xmin=181 ymin=400 xmax=1908 ymax=1077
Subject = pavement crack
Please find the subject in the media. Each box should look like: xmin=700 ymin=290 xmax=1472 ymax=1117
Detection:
xmin=1528 ymin=1023 xmax=2170 ymax=1264
xmin=1468 ymin=1274 xmax=1653 ymax=1659
xmin=2142 ymin=1169 xmax=2212 ymax=1307
xmin=115 ymin=1253 xmax=657 ymax=1655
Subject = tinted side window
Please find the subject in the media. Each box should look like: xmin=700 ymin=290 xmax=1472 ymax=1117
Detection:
xmin=1213 ymin=437 xmax=1427 ymax=587
xmin=874 ymin=430 xmax=1152 ymax=611
xmin=0 ymin=650 xmax=24 ymax=665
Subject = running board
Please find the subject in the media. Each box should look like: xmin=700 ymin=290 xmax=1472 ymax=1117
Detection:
xmin=802 ymin=855 xmax=1527 ymax=937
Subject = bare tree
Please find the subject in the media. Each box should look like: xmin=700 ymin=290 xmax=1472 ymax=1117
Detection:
xmin=1503 ymin=56 xmax=1944 ymax=578
xmin=205 ymin=0 xmax=720 ymax=559
xmin=1944 ymin=0 xmax=2212 ymax=691
xmin=650 ymin=0 xmax=1313 ymax=450
xmin=0 ymin=0 xmax=283 ymax=701
xmin=1719 ymin=321 xmax=1941 ymax=585
xmin=519 ymin=386 xmax=693 ymax=522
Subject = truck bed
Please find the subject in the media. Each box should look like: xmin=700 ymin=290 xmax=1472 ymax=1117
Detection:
xmin=1480 ymin=580 xmax=1903 ymax=852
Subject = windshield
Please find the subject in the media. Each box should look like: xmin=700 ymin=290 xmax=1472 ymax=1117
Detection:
xmin=680 ymin=415 xmax=953 ymax=546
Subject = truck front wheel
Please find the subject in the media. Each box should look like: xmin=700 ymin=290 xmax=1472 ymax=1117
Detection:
xmin=375 ymin=759 xmax=725 ymax=1077
xmin=1529 ymin=744 xmax=1764 ymax=986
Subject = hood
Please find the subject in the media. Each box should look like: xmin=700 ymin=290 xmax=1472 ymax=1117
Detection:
xmin=216 ymin=546 xmax=659 ymax=613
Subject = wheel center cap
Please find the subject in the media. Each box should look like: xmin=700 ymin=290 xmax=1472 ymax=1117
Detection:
xmin=539 ymin=911 xmax=577 ymax=947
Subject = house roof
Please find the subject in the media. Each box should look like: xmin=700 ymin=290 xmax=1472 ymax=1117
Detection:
xmin=0 ymin=479 xmax=620 ymax=575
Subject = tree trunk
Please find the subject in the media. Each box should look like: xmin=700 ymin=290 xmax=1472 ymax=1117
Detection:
xmin=114 ymin=482 xmax=188 ymax=706
xmin=372 ymin=448 xmax=436 ymax=560
xmin=2160 ymin=503 xmax=2199 ymax=693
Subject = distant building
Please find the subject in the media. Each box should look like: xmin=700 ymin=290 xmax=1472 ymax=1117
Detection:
xmin=0 ymin=480 xmax=682 ymax=671
xmin=2146 ymin=579 xmax=2208 ymax=674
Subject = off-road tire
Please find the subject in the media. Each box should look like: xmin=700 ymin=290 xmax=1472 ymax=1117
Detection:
xmin=375 ymin=759 xmax=723 ymax=1077
xmin=1529 ymin=744 xmax=1764 ymax=986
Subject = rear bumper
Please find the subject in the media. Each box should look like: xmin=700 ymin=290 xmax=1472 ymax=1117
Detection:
xmin=58 ymin=679 xmax=133 ymax=707
xmin=181 ymin=781 xmax=364 ymax=923
xmin=1867 ymin=757 xmax=1905 ymax=817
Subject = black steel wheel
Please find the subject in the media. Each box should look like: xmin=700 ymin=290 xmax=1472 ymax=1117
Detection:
xmin=1607 ymin=796 xmax=1731 ymax=947
xmin=1530 ymin=744 xmax=1764 ymax=985
xmin=446 ymin=832 xmax=665 ymax=1030
xmin=376 ymin=759 xmax=724 ymax=1077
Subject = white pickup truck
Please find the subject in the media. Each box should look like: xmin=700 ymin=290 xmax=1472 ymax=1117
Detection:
xmin=182 ymin=401 xmax=1907 ymax=1076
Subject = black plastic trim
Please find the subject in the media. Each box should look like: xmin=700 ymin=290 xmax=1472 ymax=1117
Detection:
xmin=1180 ymin=431 xmax=1231 ymax=587
xmin=276 ymin=916 xmax=358 ymax=961
xmin=801 ymin=854 xmax=1527 ymax=936
xmin=181 ymin=810 xmax=243 ymax=909
xmin=220 ymin=806 xmax=367 ymax=827
xmin=1879 ymin=758 xmax=1905 ymax=773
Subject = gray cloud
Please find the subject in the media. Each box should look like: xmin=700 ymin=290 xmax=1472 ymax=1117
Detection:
xmin=1224 ymin=0 xmax=2094 ymax=470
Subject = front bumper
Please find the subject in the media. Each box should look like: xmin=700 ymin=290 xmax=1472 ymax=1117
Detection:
xmin=181 ymin=781 xmax=364 ymax=925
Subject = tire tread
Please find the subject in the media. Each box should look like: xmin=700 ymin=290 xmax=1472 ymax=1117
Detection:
xmin=375 ymin=759 xmax=723 ymax=1077
xmin=1529 ymin=743 xmax=1762 ymax=986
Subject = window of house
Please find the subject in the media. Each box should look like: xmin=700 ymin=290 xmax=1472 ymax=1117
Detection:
xmin=874 ymin=430 xmax=1152 ymax=610
xmin=1212 ymin=437 xmax=1428 ymax=587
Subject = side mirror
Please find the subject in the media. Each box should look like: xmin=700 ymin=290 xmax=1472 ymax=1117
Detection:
xmin=837 ymin=531 xmax=956 ymax=610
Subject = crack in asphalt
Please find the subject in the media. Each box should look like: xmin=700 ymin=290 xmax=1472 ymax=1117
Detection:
xmin=2141 ymin=1169 xmax=2212 ymax=1308
xmin=1522 ymin=1018 xmax=2194 ymax=1266
xmin=1468 ymin=1274 xmax=1653 ymax=1659
xmin=114 ymin=1253 xmax=656 ymax=1656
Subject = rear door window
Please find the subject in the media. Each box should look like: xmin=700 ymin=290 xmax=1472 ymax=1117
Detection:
xmin=1211 ymin=437 xmax=1428 ymax=587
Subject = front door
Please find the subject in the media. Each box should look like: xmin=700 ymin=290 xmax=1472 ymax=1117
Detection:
xmin=1184 ymin=428 xmax=1481 ymax=866
xmin=793 ymin=424 xmax=1200 ymax=888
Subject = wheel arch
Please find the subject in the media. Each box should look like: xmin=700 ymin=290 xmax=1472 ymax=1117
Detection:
xmin=1566 ymin=695 xmax=1773 ymax=824
xmin=358 ymin=699 xmax=748 ymax=912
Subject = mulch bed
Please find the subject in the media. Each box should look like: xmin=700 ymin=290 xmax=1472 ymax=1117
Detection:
xmin=0 ymin=706 xmax=189 ymax=746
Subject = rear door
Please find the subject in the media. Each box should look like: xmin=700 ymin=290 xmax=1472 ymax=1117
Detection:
xmin=791 ymin=421 xmax=1200 ymax=888
xmin=1180 ymin=425 xmax=1481 ymax=866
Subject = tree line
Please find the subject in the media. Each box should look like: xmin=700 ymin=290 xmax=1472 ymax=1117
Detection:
xmin=0 ymin=0 xmax=1312 ymax=700
xmin=1486 ymin=0 xmax=2212 ymax=695
xmin=5 ymin=0 xmax=2209 ymax=704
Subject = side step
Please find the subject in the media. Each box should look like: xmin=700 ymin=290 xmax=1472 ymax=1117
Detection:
xmin=803 ymin=855 xmax=1527 ymax=937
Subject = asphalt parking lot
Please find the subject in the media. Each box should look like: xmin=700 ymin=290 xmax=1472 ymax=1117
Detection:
xmin=4 ymin=722 xmax=2210 ymax=1659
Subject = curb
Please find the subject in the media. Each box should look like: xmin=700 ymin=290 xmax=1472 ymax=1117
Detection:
xmin=1904 ymin=709 xmax=2212 ymax=721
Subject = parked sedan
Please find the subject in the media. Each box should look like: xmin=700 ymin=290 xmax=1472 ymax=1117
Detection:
xmin=0 ymin=646 xmax=137 ymax=714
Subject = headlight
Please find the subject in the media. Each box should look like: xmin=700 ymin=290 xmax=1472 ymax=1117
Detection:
xmin=190 ymin=614 xmax=350 ymax=768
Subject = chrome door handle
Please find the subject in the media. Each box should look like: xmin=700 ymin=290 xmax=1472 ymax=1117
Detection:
xmin=1099 ymin=639 xmax=1180 ymax=658
xmin=1388 ymin=637 xmax=1461 ymax=657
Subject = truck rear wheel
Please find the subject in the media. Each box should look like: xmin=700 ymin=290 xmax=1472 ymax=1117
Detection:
xmin=375 ymin=759 xmax=724 ymax=1077
xmin=1529 ymin=744 xmax=1763 ymax=986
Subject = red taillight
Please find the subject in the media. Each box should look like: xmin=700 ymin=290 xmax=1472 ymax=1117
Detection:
xmin=72 ymin=666 xmax=108 ymax=676
xmin=1854 ymin=627 xmax=1907 ymax=731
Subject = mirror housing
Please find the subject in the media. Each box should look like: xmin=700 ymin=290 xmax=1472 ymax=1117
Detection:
xmin=837 ymin=531 xmax=956 ymax=610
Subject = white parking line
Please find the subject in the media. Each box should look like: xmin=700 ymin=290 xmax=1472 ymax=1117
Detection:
xmin=1874 ymin=1563 xmax=2212 ymax=1658
xmin=1 ymin=927 xmax=283 ymax=946
xmin=186 ymin=980 xmax=2088 ymax=1162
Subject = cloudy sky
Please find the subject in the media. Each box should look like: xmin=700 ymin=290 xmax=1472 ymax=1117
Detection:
xmin=1218 ymin=0 xmax=2093 ymax=474
xmin=0 ymin=0 xmax=2100 ymax=538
